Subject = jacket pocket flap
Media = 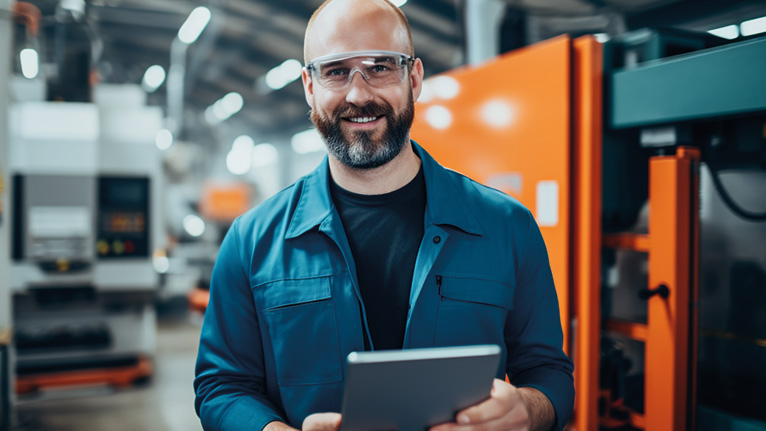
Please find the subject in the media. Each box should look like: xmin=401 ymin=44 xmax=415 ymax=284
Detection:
xmin=439 ymin=276 xmax=515 ymax=310
xmin=258 ymin=277 xmax=332 ymax=311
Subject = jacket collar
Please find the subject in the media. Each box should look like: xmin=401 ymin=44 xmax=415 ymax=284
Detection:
xmin=285 ymin=140 xmax=484 ymax=239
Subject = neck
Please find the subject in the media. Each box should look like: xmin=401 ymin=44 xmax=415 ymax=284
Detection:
xmin=328 ymin=141 xmax=421 ymax=195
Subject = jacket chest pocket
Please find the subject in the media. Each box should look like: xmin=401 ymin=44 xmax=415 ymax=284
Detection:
xmin=257 ymin=277 xmax=343 ymax=386
xmin=435 ymin=275 xmax=515 ymax=346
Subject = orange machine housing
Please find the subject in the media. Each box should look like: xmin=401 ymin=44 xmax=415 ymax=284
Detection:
xmin=412 ymin=35 xmax=605 ymax=430
xmin=413 ymin=33 xmax=700 ymax=431
xmin=412 ymin=35 xmax=574 ymax=353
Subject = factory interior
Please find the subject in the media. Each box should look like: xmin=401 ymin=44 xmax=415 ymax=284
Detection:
xmin=0 ymin=0 xmax=765 ymax=430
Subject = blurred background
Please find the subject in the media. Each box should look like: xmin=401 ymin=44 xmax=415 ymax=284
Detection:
xmin=0 ymin=0 xmax=765 ymax=430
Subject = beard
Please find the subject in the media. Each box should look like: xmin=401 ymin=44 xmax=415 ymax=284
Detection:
xmin=310 ymin=92 xmax=415 ymax=170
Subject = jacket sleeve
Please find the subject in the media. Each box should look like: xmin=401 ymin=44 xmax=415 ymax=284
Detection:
xmin=194 ymin=219 xmax=285 ymax=430
xmin=504 ymin=212 xmax=575 ymax=431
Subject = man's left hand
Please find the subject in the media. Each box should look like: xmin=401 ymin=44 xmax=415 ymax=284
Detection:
xmin=429 ymin=379 xmax=554 ymax=431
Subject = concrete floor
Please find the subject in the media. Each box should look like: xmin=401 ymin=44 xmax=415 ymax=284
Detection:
xmin=14 ymin=315 xmax=204 ymax=431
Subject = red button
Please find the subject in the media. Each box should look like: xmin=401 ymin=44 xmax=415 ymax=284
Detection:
xmin=125 ymin=240 xmax=135 ymax=254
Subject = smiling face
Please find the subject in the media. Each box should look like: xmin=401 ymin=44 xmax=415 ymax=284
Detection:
xmin=302 ymin=0 xmax=424 ymax=170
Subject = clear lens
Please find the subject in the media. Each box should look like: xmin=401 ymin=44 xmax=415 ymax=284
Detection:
xmin=308 ymin=51 xmax=413 ymax=89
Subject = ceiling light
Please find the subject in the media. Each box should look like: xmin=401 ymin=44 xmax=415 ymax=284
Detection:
xmin=155 ymin=129 xmax=173 ymax=150
xmin=431 ymin=76 xmax=460 ymax=100
xmin=205 ymin=92 xmax=244 ymax=125
xmin=232 ymin=135 xmax=255 ymax=152
xmin=418 ymin=81 xmax=434 ymax=103
xmin=707 ymin=25 xmax=739 ymax=40
xmin=291 ymin=129 xmax=326 ymax=154
xmin=212 ymin=100 xmax=229 ymax=120
xmin=227 ymin=135 xmax=255 ymax=175
xmin=251 ymin=143 xmax=279 ymax=168
xmin=178 ymin=7 xmax=212 ymax=44
xmin=20 ymin=48 xmax=39 ymax=79
xmin=142 ymin=65 xmax=166 ymax=92
xmin=265 ymin=59 xmax=303 ymax=90
xmin=425 ymin=105 xmax=452 ymax=130
xmin=226 ymin=150 xmax=251 ymax=175
xmin=740 ymin=16 xmax=766 ymax=37
xmin=221 ymin=92 xmax=244 ymax=115
xmin=183 ymin=214 xmax=206 ymax=237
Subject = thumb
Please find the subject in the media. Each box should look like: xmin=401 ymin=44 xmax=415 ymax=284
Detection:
xmin=303 ymin=412 xmax=342 ymax=431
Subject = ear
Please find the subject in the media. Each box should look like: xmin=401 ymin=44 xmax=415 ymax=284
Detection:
xmin=409 ymin=58 xmax=425 ymax=102
xmin=302 ymin=67 xmax=314 ymax=106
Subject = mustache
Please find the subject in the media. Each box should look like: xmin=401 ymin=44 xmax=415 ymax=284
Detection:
xmin=333 ymin=102 xmax=393 ymax=120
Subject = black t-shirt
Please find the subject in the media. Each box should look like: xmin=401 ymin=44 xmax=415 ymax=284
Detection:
xmin=330 ymin=166 xmax=426 ymax=350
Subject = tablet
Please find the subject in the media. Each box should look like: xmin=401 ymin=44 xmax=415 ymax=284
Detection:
xmin=340 ymin=344 xmax=501 ymax=431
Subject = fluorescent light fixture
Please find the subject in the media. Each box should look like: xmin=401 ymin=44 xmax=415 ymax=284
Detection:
xmin=291 ymin=129 xmax=326 ymax=154
xmin=155 ymin=129 xmax=173 ymax=150
xmin=183 ymin=214 xmax=206 ymax=237
xmin=142 ymin=65 xmax=166 ymax=92
xmin=178 ymin=7 xmax=212 ymax=44
xmin=221 ymin=92 xmax=244 ymax=115
xmin=226 ymin=151 xmax=251 ymax=175
xmin=20 ymin=48 xmax=39 ymax=79
xmin=425 ymin=105 xmax=452 ymax=130
xmin=707 ymin=24 xmax=739 ymax=40
xmin=265 ymin=59 xmax=303 ymax=90
xmin=227 ymin=135 xmax=255 ymax=175
xmin=252 ymin=143 xmax=279 ymax=168
xmin=741 ymin=16 xmax=766 ymax=37
xmin=213 ymin=100 xmax=229 ymax=119
xmin=205 ymin=92 xmax=244 ymax=125
xmin=232 ymin=135 xmax=255 ymax=152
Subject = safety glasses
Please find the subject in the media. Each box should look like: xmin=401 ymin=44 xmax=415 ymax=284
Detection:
xmin=306 ymin=50 xmax=415 ymax=89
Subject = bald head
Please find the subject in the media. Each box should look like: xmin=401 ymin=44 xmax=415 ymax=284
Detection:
xmin=304 ymin=0 xmax=414 ymax=64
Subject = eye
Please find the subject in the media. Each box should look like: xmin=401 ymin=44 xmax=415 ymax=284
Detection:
xmin=323 ymin=67 xmax=349 ymax=78
xmin=368 ymin=64 xmax=392 ymax=73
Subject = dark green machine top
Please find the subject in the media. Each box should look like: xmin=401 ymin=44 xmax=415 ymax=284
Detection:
xmin=611 ymin=36 xmax=766 ymax=129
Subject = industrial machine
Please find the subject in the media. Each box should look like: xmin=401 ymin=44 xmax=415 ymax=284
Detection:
xmin=411 ymin=31 xmax=766 ymax=431
xmin=8 ymin=85 xmax=165 ymax=394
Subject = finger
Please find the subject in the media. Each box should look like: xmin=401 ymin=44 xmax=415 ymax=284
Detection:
xmin=303 ymin=413 xmax=342 ymax=431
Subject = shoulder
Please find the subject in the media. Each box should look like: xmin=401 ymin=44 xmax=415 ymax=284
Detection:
xmin=229 ymin=175 xmax=308 ymax=247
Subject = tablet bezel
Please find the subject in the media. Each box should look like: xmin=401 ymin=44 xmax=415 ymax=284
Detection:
xmin=340 ymin=344 xmax=501 ymax=431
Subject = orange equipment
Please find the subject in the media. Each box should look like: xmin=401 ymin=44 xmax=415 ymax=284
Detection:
xmin=15 ymin=355 xmax=153 ymax=395
xmin=199 ymin=182 xmax=253 ymax=222
xmin=412 ymin=33 xmax=703 ymax=430
xmin=413 ymin=35 xmax=575 ymax=353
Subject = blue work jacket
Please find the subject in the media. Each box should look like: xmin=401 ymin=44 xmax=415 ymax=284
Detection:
xmin=195 ymin=141 xmax=574 ymax=431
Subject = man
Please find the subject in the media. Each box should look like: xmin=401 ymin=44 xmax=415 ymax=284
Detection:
xmin=194 ymin=0 xmax=574 ymax=430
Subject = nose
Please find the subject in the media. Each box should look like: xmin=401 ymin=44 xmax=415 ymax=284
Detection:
xmin=344 ymin=70 xmax=374 ymax=106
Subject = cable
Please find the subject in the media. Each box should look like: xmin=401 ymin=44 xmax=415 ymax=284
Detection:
xmin=705 ymin=159 xmax=766 ymax=222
